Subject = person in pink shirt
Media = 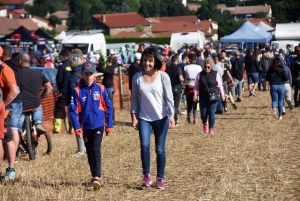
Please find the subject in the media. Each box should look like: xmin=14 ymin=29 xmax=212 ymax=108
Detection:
xmin=193 ymin=57 xmax=225 ymax=135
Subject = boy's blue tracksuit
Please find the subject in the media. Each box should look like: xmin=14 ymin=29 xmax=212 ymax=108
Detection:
xmin=70 ymin=81 xmax=113 ymax=177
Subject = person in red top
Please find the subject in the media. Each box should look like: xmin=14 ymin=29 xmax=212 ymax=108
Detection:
xmin=0 ymin=46 xmax=19 ymax=180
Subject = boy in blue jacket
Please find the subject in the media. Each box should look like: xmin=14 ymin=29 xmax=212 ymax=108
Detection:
xmin=69 ymin=61 xmax=113 ymax=190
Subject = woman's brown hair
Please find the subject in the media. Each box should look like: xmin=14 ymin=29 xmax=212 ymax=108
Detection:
xmin=270 ymin=57 xmax=284 ymax=71
xmin=106 ymin=56 xmax=118 ymax=66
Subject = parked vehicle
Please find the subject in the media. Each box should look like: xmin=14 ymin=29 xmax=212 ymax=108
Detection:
xmin=170 ymin=31 xmax=206 ymax=51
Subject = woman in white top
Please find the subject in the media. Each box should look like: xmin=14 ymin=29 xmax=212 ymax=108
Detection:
xmin=130 ymin=47 xmax=175 ymax=190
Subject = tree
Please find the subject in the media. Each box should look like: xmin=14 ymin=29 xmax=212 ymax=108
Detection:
xmin=25 ymin=0 xmax=64 ymax=17
xmin=89 ymin=0 xmax=106 ymax=15
xmin=68 ymin=0 xmax=93 ymax=30
xmin=48 ymin=15 xmax=62 ymax=27
xmin=223 ymin=0 xmax=238 ymax=7
xmin=125 ymin=0 xmax=141 ymax=12
xmin=135 ymin=25 xmax=144 ymax=32
xmin=139 ymin=0 xmax=161 ymax=17
xmin=255 ymin=11 xmax=267 ymax=18
xmin=41 ymin=27 xmax=56 ymax=38
xmin=196 ymin=0 xmax=219 ymax=20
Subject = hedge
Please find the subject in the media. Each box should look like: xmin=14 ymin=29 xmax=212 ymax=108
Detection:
xmin=105 ymin=36 xmax=171 ymax=45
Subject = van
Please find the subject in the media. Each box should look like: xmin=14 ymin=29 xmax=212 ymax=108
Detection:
xmin=60 ymin=30 xmax=106 ymax=56
xmin=271 ymin=40 xmax=300 ymax=51
xmin=170 ymin=31 xmax=206 ymax=51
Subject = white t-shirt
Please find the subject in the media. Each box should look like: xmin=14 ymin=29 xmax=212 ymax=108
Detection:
xmin=184 ymin=64 xmax=202 ymax=86
xmin=138 ymin=71 xmax=167 ymax=121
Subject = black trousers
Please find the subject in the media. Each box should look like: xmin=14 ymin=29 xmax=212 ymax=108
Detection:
xmin=54 ymin=93 xmax=67 ymax=119
xmin=172 ymin=88 xmax=181 ymax=122
xmin=83 ymin=127 xmax=104 ymax=177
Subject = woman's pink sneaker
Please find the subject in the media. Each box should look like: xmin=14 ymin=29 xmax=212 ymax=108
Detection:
xmin=203 ymin=124 xmax=209 ymax=133
xmin=209 ymin=129 xmax=214 ymax=135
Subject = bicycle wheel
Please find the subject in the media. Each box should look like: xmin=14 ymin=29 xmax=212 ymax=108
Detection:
xmin=24 ymin=114 xmax=35 ymax=160
xmin=36 ymin=130 xmax=52 ymax=155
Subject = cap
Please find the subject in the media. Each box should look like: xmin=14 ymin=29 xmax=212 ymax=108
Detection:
xmin=72 ymin=48 xmax=83 ymax=55
xmin=134 ymin=52 xmax=142 ymax=60
xmin=0 ymin=46 xmax=3 ymax=57
xmin=110 ymin=49 xmax=115 ymax=55
xmin=81 ymin=61 xmax=96 ymax=73
xmin=249 ymin=47 xmax=254 ymax=52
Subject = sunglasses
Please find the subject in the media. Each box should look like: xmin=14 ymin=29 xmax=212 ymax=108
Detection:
xmin=204 ymin=66 xmax=211 ymax=69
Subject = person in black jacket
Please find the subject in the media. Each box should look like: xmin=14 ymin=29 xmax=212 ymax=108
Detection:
xmin=97 ymin=56 xmax=117 ymax=122
xmin=245 ymin=47 xmax=260 ymax=97
xmin=166 ymin=55 xmax=184 ymax=126
xmin=53 ymin=50 xmax=70 ymax=134
xmin=128 ymin=53 xmax=142 ymax=92
xmin=266 ymin=57 xmax=289 ymax=120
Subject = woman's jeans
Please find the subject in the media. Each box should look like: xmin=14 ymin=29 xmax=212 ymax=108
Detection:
xmin=270 ymin=84 xmax=285 ymax=116
xmin=199 ymin=98 xmax=218 ymax=129
xmin=106 ymin=87 xmax=115 ymax=121
xmin=138 ymin=116 xmax=169 ymax=178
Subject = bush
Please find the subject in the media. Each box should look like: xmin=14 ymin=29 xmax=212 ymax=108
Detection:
xmin=105 ymin=36 xmax=171 ymax=45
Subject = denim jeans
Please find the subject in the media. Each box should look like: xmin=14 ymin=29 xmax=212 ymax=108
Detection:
xmin=216 ymin=93 xmax=222 ymax=112
xmin=270 ymin=84 xmax=285 ymax=117
xmin=138 ymin=116 xmax=169 ymax=178
xmin=106 ymin=87 xmax=115 ymax=121
xmin=199 ymin=98 xmax=218 ymax=129
xmin=8 ymin=102 xmax=23 ymax=131
xmin=19 ymin=105 xmax=43 ymax=132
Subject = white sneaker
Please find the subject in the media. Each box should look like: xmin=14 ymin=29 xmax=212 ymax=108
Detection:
xmin=70 ymin=151 xmax=86 ymax=157
xmin=180 ymin=110 xmax=187 ymax=115
xmin=272 ymin=108 xmax=276 ymax=118
xmin=278 ymin=116 xmax=282 ymax=120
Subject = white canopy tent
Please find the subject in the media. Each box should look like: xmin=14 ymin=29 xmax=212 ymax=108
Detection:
xmin=54 ymin=31 xmax=66 ymax=40
xmin=275 ymin=23 xmax=300 ymax=40
xmin=257 ymin=21 xmax=274 ymax=32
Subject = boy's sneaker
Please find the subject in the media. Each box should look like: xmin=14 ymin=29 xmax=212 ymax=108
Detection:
xmin=203 ymin=124 xmax=209 ymax=133
xmin=141 ymin=174 xmax=152 ymax=187
xmin=4 ymin=168 xmax=16 ymax=180
xmin=70 ymin=151 xmax=86 ymax=157
xmin=251 ymin=90 xmax=256 ymax=97
xmin=154 ymin=178 xmax=164 ymax=190
xmin=91 ymin=179 xmax=101 ymax=190
xmin=209 ymin=129 xmax=214 ymax=135
xmin=36 ymin=123 xmax=47 ymax=133
xmin=278 ymin=116 xmax=282 ymax=120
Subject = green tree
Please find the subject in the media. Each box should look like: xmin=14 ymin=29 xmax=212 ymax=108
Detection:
xmin=89 ymin=0 xmax=106 ymax=14
xmin=255 ymin=11 xmax=267 ymax=18
xmin=139 ymin=0 xmax=161 ymax=17
xmin=68 ymin=0 xmax=93 ymax=30
xmin=125 ymin=0 xmax=141 ymax=12
xmin=25 ymin=0 xmax=64 ymax=17
xmin=220 ymin=0 xmax=237 ymax=7
xmin=135 ymin=25 xmax=144 ymax=32
xmin=48 ymin=15 xmax=62 ymax=27
xmin=196 ymin=0 xmax=219 ymax=20
xmin=41 ymin=27 xmax=56 ymax=38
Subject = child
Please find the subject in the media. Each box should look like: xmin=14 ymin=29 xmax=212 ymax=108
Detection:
xmin=69 ymin=61 xmax=113 ymax=190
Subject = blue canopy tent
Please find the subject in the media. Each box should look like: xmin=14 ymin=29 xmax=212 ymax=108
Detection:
xmin=220 ymin=21 xmax=272 ymax=43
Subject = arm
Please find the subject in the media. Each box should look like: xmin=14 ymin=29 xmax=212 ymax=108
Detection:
xmin=40 ymin=82 xmax=53 ymax=99
xmin=97 ymin=66 xmax=115 ymax=74
xmin=288 ymin=68 xmax=292 ymax=86
xmin=193 ymin=73 xmax=200 ymax=102
xmin=69 ymin=88 xmax=82 ymax=133
xmin=227 ymin=70 xmax=235 ymax=85
xmin=162 ymin=72 xmax=175 ymax=128
xmin=101 ymin=87 xmax=113 ymax=134
xmin=130 ymin=73 xmax=140 ymax=129
xmin=178 ymin=66 xmax=184 ymax=83
xmin=4 ymin=85 xmax=19 ymax=106
xmin=216 ymin=74 xmax=225 ymax=98
xmin=281 ymin=68 xmax=289 ymax=82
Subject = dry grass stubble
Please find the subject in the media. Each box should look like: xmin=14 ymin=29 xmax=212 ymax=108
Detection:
xmin=1 ymin=89 xmax=300 ymax=200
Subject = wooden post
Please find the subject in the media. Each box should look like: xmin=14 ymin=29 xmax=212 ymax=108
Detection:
xmin=118 ymin=66 xmax=123 ymax=110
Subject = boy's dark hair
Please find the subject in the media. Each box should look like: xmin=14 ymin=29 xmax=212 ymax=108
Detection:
xmin=195 ymin=50 xmax=201 ymax=58
xmin=141 ymin=47 xmax=162 ymax=70
xmin=182 ymin=53 xmax=188 ymax=61
xmin=218 ymin=54 xmax=224 ymax=61
xmin=221 ymin=49 xmax=226 ymax=54
xmin=2 ymin=46 xmax=12 ymax=58
xmin=265 ymin=46 xmax=270 ymax=52
xmin=171 ymin=54 xmax=179 ymax=63
xmin=188 ymin=54 xmax=196 ymax=63
xmin=59 ymin=49 xmax=70 ymax=58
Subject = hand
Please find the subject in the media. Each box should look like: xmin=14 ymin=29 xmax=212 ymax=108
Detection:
xmin=193 ymin=95 xmax=198 ymax=102
xmin=105 ymin=128 xmax=113 ymax=136
xmin=106 ymin=132 xmax=111 ymax=136
xmin=221 ymin=96 xmax=225 ymax=102
xmin=231 ymin=80 xmax=235 ymax=86
xmin=75 ymin=129 xmax=83 ymax=138
xmin=132 ymin=118 xmax=139 ymax=130
xmin=169 ymin=118 xmax=175 ymax=129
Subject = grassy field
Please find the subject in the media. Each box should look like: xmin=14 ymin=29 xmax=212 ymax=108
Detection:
xmin=1 ymin=89 xmax=300 ymax=200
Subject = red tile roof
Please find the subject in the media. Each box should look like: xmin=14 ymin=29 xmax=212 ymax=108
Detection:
xmin=152 ymin=20 xmax=212 ymax=34
xmin=0 ymin=17 xmax=39 ymax=34
xmin=0 ymin=0 xmax=28 ymax=4
xmin=234 ymin=5 xmax=271 ymax=15
xmin=32 ymin=15 xmax=49 ymax=23
xmin=55 ymin=24 xmax=67 ymax=33
xmin=50 ymin=11 xmax=68 ymax=19
xmin=113 ymin=31 xmax=151 ymax=38
xmin=187 ymin=3 xmax=201 ymax=11
xmin=217 ymin=4 xmax=227 ymax=10
xmin=93 ymin=12 xmax=150 ymax=28
xmin=11 ymin=9 xmax=27 ymax=14
xmin=0 ymin=6 xmax=5 ymax=10
xmin=248 ymin=18 xmax=273 ymax=26
xmin=156 ymin=15 xmax=198 ymax=23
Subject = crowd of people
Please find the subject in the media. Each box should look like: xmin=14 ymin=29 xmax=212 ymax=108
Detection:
xmin=0 ymin=40 xmax=300 ymax=191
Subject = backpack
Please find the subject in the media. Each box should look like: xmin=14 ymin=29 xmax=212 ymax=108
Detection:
xmin=260 ymin=54 xmax=270 ymax=72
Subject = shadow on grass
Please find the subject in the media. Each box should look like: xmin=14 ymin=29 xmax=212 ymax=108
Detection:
xmin=114 ymin=121 xmax=132 ymax=127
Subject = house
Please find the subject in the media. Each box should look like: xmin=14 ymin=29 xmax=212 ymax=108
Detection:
xmin=232 ymin=5 xmax=272 ymax=21
xmin=49 ymin=10 xmax=68 ymax=25
xmin=93 ymin=12 xmax=151 ymax=36
xmin=187 ymin=3 xmax=201 ymax=11
xmin=10 ymin=8 xmax=27 ymax=18
xmin=0 ymin=6 xmax=7 ymax=17
xmin=0 ymin=16 xmax=38 ymax=34
xmin=0 ymin=0 xmax=31 ymax=11
xmin=31 ymin=15 xmax=54 ymax=30
xmin=148 ymin=16 xmax=219 ymax=41
xmin=113 ymin=31 xmax=152 ymax=38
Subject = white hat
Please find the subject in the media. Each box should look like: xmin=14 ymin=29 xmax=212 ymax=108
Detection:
xmin=134 ymin=52 xmax=142 ymax=60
